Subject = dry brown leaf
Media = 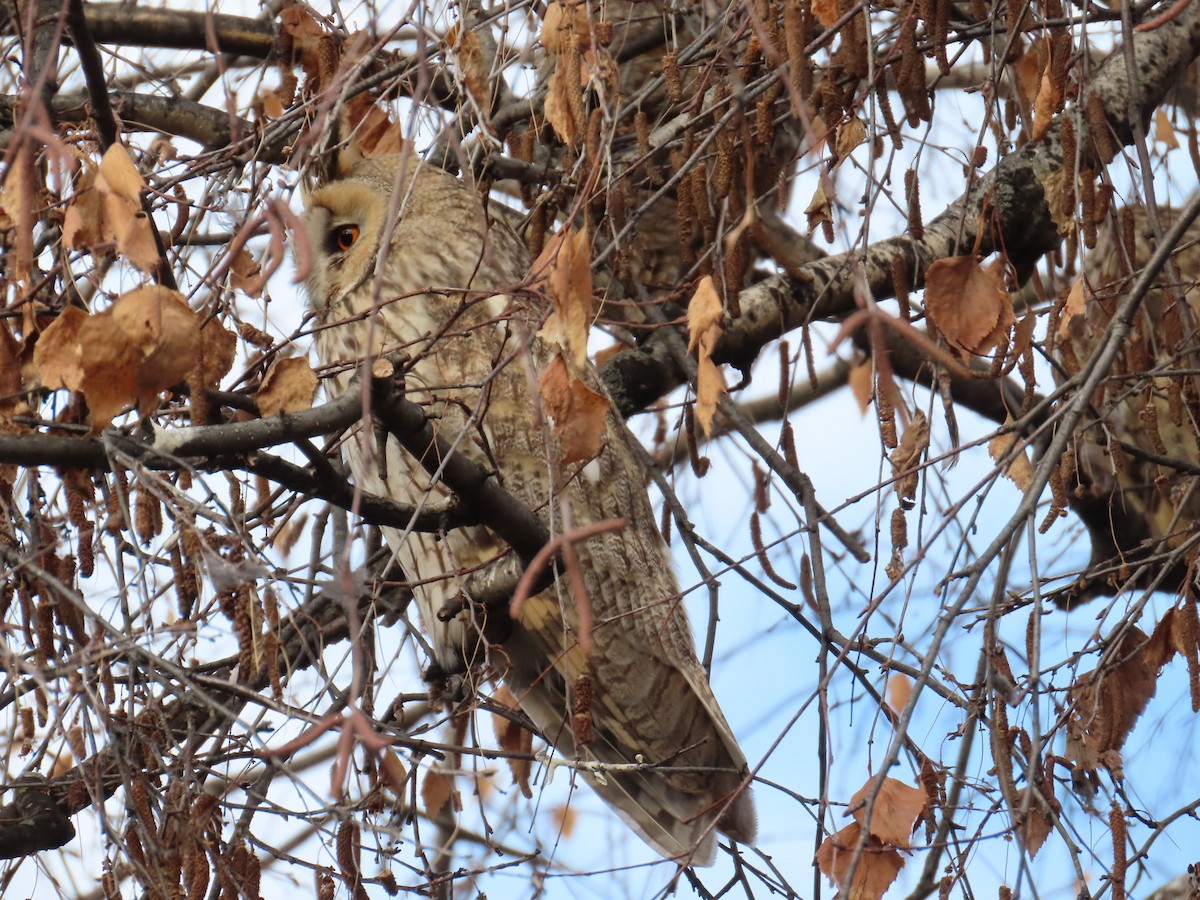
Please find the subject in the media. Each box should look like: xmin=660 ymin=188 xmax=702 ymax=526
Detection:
xmin=538 ymin=353 xmax=610 ymax=464
xmin=924 ymin=256 xmax=1014 ymax=357
xmin=812 ymin=0 xmax=842 ymax=27
xmin=1022 ymin=768 xmax=1057 ymax=859
xmin=988 ymin=428 xmax=1036 ymax=492
xmin=421 ymin=769 xmax=453 ymax=816
xmin=815 ymin=822 xmax=905 ymax=900
xmin=1031 ymin=67 xmax=1059 ymax=142
xmin=805 ymin=184 xmax=833 ymax=234
xmin=886 ymin=674 xmax=912 ymax=717
xmin=1154 ymin=107 xmax=1180 ymax=150
xmin=695 ymin=338 xmax=726 ymax=438
xmin=541 ymin=0 xmax=590 ymax=53
xmin=1039 ymin=168 xmax=1074 ymax=237
xmin=1014 ymin=307 xmax=1037 ymax=358
xmin=379 ymin=748 xmax=408 ymax=796
xmin=5 ymin=148 xmax=34 ymax=284
xmin=849 ymin=360 xmax=874 ymax=415
xmin=105 ymin=193 xmax=160 ymax=272
xmin=33 ymin=305 xmax=88 ymax=393
xmin=256 ymin=358 xmax=318 ymax=417
xmin=447 ymin=24 xmax=489 ymax=110
xmin=259 ymin=88 xmax=286 ymax=119
xmin=890 ymin=410 xmax=929 ymax=508
xmin=1012 ymin=39 xmax=1044 ymax=110
xmin=850 ymin=777 xmax=926 ymax=848
xmin=64 ymin=148 xmax=161 ymax=272
xmin=61 ymin=169 xmax=105 ymax=250
xmin=687 ymin=276 xmax=723 ymax=353
xmin=535 ymin=225 xmax=592 ymax=368
xmin=344 ymin=94 xmax=407 ymax=158
xmin=0 ymin=323 xmax=23 ymax=429
xmin=1057 ymin=279 xmax=1089 ymax=342
xmin=98 ymin=146 xmax=160 ymax=272
xmin=278 ymin=4 xmax=329 ymax=81
xmin=1066 ymin=624 xmax=1177 ymax=773
xmin=686 ymin=276 xmax=726 ymax=436
xmin=230 ymin=249 xmax=264 ymax=298
xmin=551 ymin=803 xmax=578 ymax=838
xmin=34 ymin=287 xmax=199 ymax=430
xmin=591 ymin=342 xmax=624 ymax=368
xmin=544 ymin=62 xmax=579 ymax=148
xmin=195 ymin=319 xmax=238 ymax=388
xmin=835 ymin=118 xmax=868 ymax=163
xmin=97 ymin=144 xmax=144 ymax=202
xmin=491 ymin=688 xmax=534 ymax=799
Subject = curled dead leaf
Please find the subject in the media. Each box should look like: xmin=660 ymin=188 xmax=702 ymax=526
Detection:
xmin=538 ymin=353 xmax=610 ymax=464
xmin=988 ymin=428 xmax=1036 ymax=492
xmin=924 ymin=256 xmax=1015 ymax=357
xmin=194 ymin=318 xmax=238 ymax=391
xmin=886 ymin=674 xmax=912 ymax=717
xmin=834 ymin=118 xmax=867 ymax=163
xmin=686 ymin=276 xmax=723 ymax=353
xmin=256 ymin=357 xmax=318 ymax=417
xmin=379 ymin=748 xmax=408 ymax=796
xmin=1065 ymin=621 xmax=1179 ymax=775
xmin=421 ymin=769 xmax=453 ymax=817
xmin=542 ymin=0 xmax=590 ymax=53
xmin=491 ymin=687 xmax=534 ymax=799
xmin=1031 ymin=67 xmax=1060 ymax=142
xmin=811 ymin=0 xmax=842 ymax=27
xmin=534 ymin=225 xmax=592 ymax=368
xmin=890 ymin=410 xmax=929 ymax=508
xmin=446 ymin=24 xmax=489 ymax=110
xmin=1057 ymin=277 xmax=1088 ymax=341
xmin=34 ymin=286 xmax=199 ymax=431
xmin=848 ymin=360 xmax=874 ymax=415
xmin=97 ymin=144 xmax=144 ymax=202
xmin=0 ymin=323 xmax=24 ymax=430
xmin=64 ymin=147 xmax=161 ymax=272
xmin=686 ymin=276 xmax=726 ymax=436
xmin=544 ymin=62 xmax=580 ymax=148
xmin=815 ymin=822 xmax=904 ymax=900
xmin=1154 ymin=107 xmax=1180 ymax=150
xmin=230 ymin=248 xmax=264 ymax=298
xmin=805 ymin=184 xmax=833 ymax=234
xmin=849 ymin=777 xmax=926 ymax=848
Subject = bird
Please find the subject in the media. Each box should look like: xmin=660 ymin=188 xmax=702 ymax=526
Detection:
xmin=299 ymin=152 xmax=756 ymax=863
xmin=1057 ymin=204 xmax=1200 ymax=605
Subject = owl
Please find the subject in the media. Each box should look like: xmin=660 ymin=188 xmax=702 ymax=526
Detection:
xmin=299 ymin=153 xmax=756 ymax=863
xmin=1059 ymin=205 xmax=1200 ymax=605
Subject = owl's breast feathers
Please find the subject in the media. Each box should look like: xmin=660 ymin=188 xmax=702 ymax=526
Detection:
xmin=301 ymin=157 xmax=755 ymax=863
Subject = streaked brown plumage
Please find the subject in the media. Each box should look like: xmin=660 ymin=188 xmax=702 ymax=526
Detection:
xmin=300 ymin=153 xmax=755 ymax=862
xmin=1059 ymin=205 xmax=1200 ymax=603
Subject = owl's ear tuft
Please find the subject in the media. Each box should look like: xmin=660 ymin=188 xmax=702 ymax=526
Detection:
xmin=334 ymin=144 xmax=363 ymax=180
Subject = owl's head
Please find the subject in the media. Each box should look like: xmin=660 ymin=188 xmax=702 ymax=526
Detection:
xmin=299 ymin=154 xmax=425 ymax=310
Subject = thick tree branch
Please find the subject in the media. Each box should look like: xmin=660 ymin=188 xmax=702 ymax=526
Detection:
xmin=71 ymin=2 xmax=276 ymax=58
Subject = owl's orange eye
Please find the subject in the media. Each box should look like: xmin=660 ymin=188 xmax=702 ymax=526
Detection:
xmin=333 ymin=224 xmax=359 ymax=252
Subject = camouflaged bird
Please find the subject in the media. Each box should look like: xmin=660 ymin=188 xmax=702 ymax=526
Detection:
xmin=299 ymin=153 xmax=756 ymax=862
xmin=1058 ymin=204 xmax=1200 ymax=605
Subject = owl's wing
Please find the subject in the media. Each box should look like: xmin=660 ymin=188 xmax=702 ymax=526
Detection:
xmin=341 ymin=321 xmax=755 ymax=863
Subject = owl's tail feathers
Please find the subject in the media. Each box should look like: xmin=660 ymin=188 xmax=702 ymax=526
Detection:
xmin=581 ymin=767 xmax=757 ymax=867
xmin=716 ymin=786 xmax=758 ymax=845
